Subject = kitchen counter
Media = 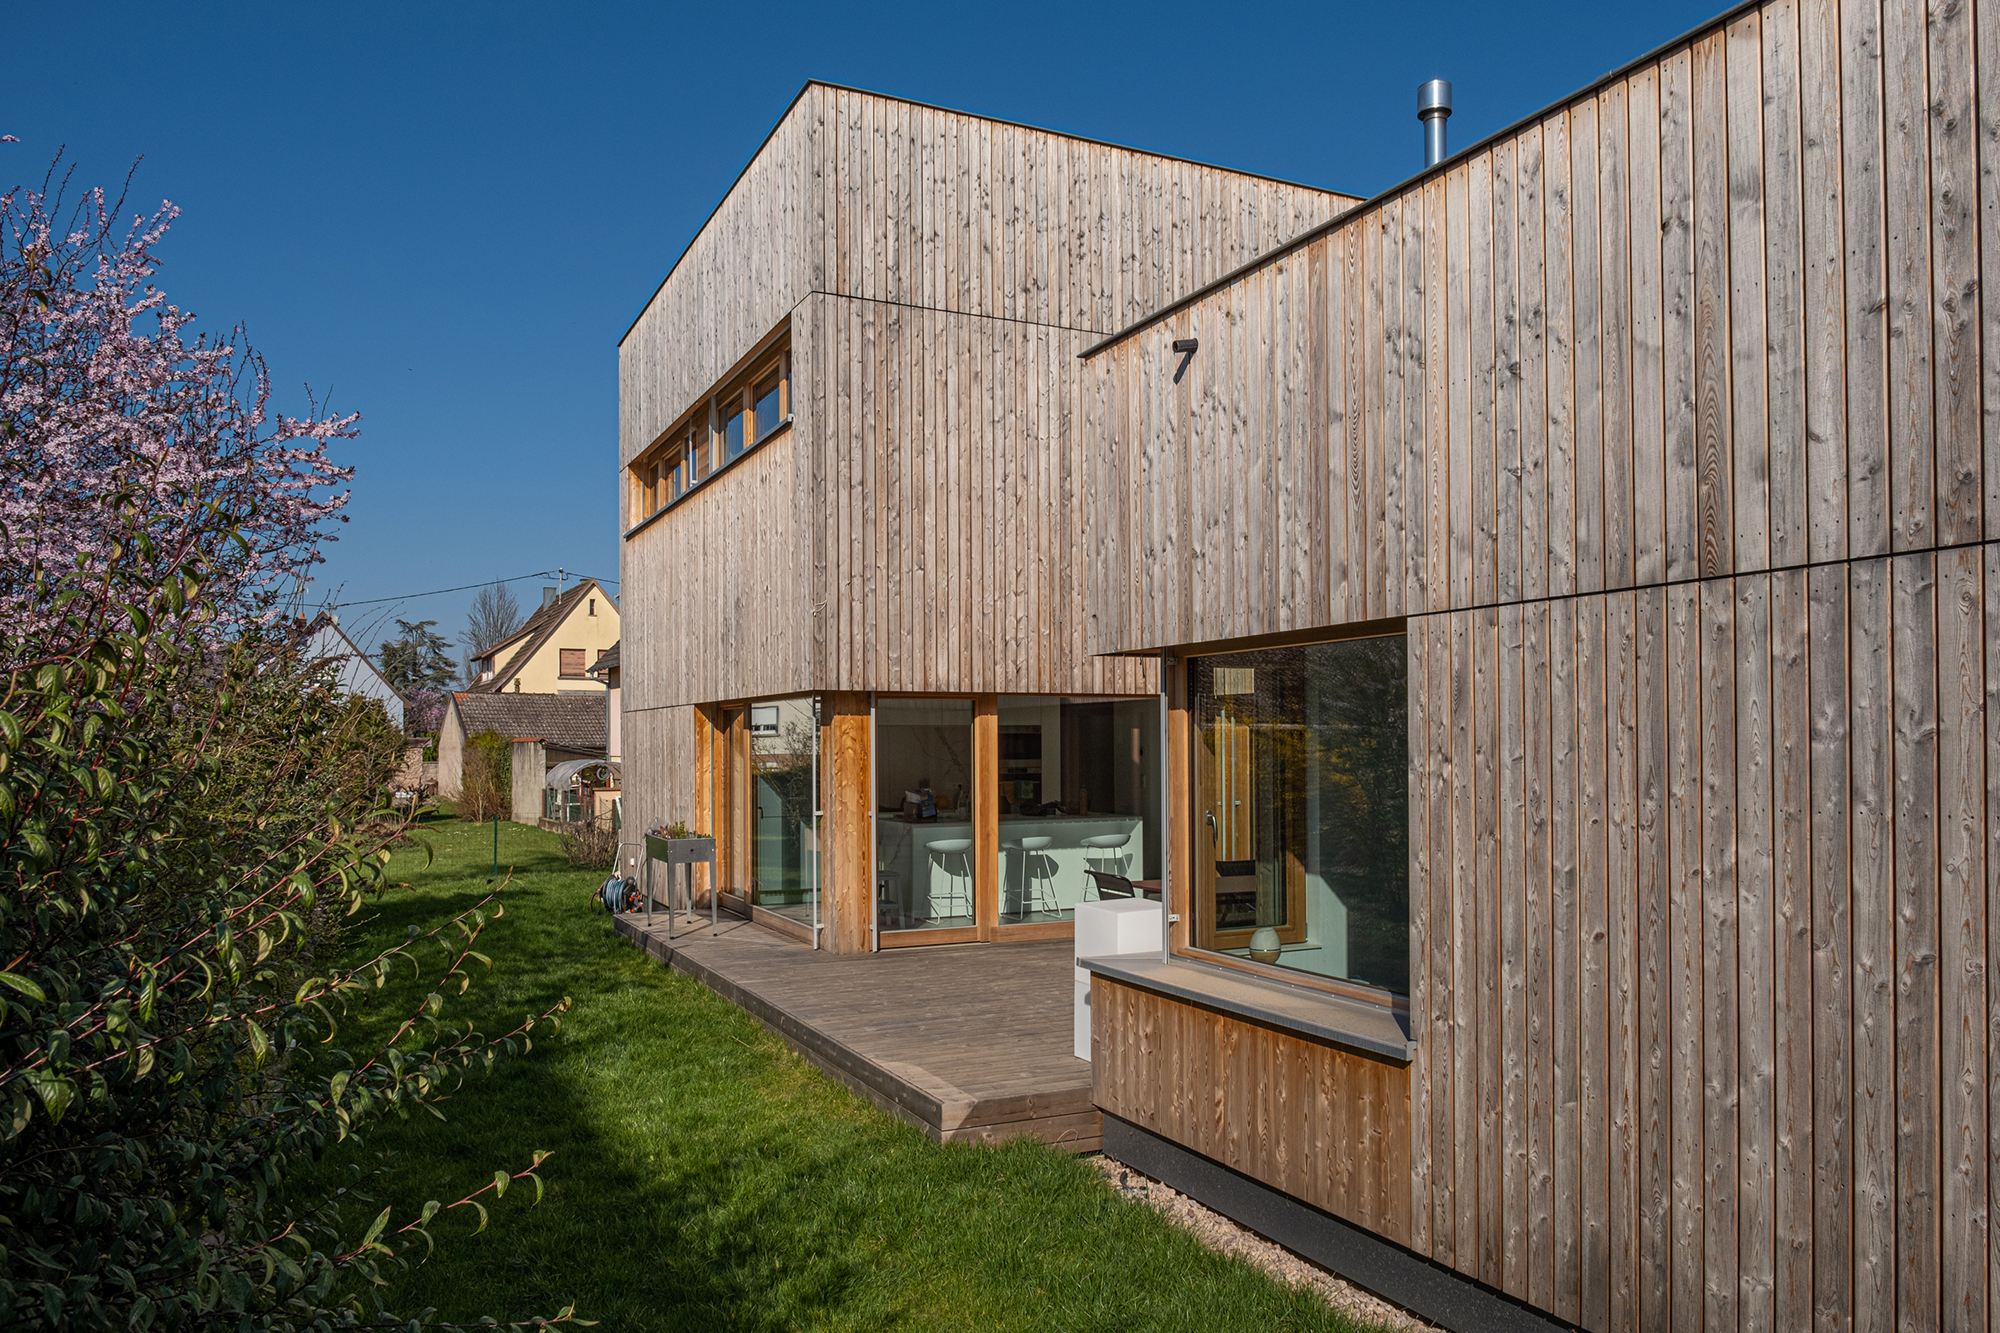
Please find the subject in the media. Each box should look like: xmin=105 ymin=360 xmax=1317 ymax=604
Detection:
xmin=875 ymin=813 xmax=1146 ymax=929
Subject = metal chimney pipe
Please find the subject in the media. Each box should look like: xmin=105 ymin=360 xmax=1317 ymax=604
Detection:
xmin=1418 ymin=79 xmax=1453 ymax=167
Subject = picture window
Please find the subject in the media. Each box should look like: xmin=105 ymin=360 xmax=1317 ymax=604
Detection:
xmin=1186 ymin=633 xmax=1409 ymax=995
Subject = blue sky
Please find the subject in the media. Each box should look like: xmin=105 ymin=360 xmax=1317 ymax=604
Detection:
xmin=6 ymin=0 xmax=1722 ymax=663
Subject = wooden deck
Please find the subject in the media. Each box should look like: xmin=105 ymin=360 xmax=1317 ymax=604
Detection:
xmin=611 ymin=912 xmax=1098 ymax=1152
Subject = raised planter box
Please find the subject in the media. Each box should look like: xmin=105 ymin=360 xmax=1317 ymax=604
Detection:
xmin=645 ymin=835 xmax=715 ymax=865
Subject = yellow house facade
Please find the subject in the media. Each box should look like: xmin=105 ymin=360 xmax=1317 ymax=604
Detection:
xmin=467 ymin=579 xmax=620 ymax=695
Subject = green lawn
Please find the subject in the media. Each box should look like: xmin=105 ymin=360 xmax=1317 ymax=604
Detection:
xmin=331 ymin=815 xmax=1391 ymax=1332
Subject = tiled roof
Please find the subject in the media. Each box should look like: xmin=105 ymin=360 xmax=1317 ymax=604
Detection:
xmin=468 ymin=579 xmax=612 ymax=694
xmin=450 ymin=691 xmax=608 ymax=754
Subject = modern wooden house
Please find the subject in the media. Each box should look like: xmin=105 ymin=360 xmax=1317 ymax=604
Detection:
xmin=618 ymin=82 xmax=1358 ymax=947
xmin=1079 ymin=0 xmax=2000 ymax=1327
xmin=620 ymin=0 xmax=2000 ymax=1322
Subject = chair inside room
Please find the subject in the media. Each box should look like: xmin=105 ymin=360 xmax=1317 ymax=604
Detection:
xmin=1086 ymin=870 xmax=1136 ymax=900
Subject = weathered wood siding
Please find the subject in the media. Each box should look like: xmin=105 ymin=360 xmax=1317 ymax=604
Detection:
xmin=620 ymin=83 xmax=1357 ymax=467
xmin=621 ymin=86 xmax=1357 ymax=708
xmin=800 ymin=293 xmax=1153 ymax=695
xmin=1090 ymin=976 xmax=1414 ymax=1244
xmin=1399 ymin=557 xmax=1993 ymax=1332
xmin=1085 ymin=0 xmax=2000 ymax=1325
xmin=621 ymin=417 xmax=816 ymax=712
xmin=1085 ymin=0 xmax=1997 ymax=651
xmin=619 ymin=701 xmax=695 ymax=844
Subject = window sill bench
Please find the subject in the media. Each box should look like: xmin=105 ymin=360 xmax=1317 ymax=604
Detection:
xmin=1080 ymin=953 xmax=1414 ymax=1064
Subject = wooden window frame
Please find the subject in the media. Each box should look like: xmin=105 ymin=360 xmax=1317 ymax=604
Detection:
xmin=1169 ymin=624 xmax=1413 ymax=1011
xmin=558 ymin=648 xmax=587 ymax=679
xmin=625 ymin=329 xmax=792 ymax=534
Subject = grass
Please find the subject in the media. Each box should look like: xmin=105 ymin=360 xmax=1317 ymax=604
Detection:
xmin=330 ymin=814 xmax=1393 ymax=1332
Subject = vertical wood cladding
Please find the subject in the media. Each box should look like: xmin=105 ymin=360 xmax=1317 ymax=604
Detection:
xmin=1401 ymin=560 xmax=1992 ymax=1330
xmin=1085 ymin=0 xmax=1995 ymax=655
xmin=619 ymin=85 xmax=1356 ymax=707
xmin=619 ymin=83 xmax=1356 ymax=467
xmin=619 ymin=702 xmax=695 ymax=847
xmin=1089 ymin=977 xmax=1413 ymax=1245
xmin=1079 ymin=0 xmax=2000 ymax=1327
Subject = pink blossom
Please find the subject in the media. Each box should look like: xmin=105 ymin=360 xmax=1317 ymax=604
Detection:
xmin=1 ymin=156 xmax=357 ymax=657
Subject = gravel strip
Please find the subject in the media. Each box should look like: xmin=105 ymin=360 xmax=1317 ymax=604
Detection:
xmin=1089 ymin=1154 xmax=1438 ymax=1332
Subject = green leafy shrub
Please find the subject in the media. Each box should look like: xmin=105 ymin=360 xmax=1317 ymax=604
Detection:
xmin=0 ymin=577 xmax=580 ymax=1330
xmin=1 ymin=159 xmax=578 ymax=1329
xmin=457 ymin=730 xmax=512 ymax=823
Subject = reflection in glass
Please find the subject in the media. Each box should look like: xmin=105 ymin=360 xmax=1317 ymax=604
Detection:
xmin=1189 ymin=636 xmax=1408 ymax=994
xmin=754 ymin=374 xmax=784 ymax=442
xmin=748 ymin=697 xmax=818 ymax=927
xmin=720 ymin=403 xmax=745 ymax=464
xmin=996 ymin=696 xmax=1159 ymax=924
xmin=874 ymin=698 xmax=975 ymax=932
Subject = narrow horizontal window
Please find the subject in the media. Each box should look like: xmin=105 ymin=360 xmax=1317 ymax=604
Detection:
xmin=626 ymin=326 xmax=790 ymax=532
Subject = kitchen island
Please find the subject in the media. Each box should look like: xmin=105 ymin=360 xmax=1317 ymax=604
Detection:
xmin=876 ymin=812 xmax=1146 ymax=930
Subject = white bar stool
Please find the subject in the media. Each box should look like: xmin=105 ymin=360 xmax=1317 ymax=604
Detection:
xmin=925 ymin=838 xmax=974 ymax=922
xmin=1002 ymin=835 xmax=1059 ymax=917
xmin=1080 ymin=831 xmax=1133 ymax=897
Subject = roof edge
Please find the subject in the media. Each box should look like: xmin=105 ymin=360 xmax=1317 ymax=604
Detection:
xmin=1079 ymin=0 xmax=1768 ymax=360
xmin=471 ymin=577 xmax=610 ymax=693
xmin=618 ymin=79 xmax=1367 ymax=348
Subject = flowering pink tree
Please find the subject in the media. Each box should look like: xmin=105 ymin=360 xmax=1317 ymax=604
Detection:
xmin=0 ymin=154 xmax=357 ymax=659
xmin=403 ymin=685 xmax=449 ymax=737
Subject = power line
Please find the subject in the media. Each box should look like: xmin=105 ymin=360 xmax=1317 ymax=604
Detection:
xmin=327 ymin=569 xmax=619 ymax=610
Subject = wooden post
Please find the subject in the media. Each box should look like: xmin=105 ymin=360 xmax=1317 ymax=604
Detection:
xmin=823 ymin=691 xmax=873 ymax=953
xmin=692 ymin=705 xmax=715 ymax=903
xmin=974 ymin=695 xmax=999 ymax=940
xmin=729 ymin=706 xmax=751 ymax=895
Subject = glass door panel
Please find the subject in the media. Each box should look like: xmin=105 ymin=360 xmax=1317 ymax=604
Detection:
xmin=996 ymin=695 xmax=1159 ymax=925
xmin=748 ymin=696 xmax=818 ymax=927
xmin=874 ymin=698 xmax=976 ymax=934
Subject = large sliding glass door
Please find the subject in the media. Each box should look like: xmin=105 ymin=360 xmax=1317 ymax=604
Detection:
xmin=714 ymin=690 xmax=1164 ymax=948
xmin=873 ymin=697 xmax=977 ymax=937
xmin=748 ymin=697 xmax=818 ymax=928
xmin=995 ymin=696 xmax=1160 ymax=926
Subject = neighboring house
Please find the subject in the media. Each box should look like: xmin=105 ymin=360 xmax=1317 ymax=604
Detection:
xmin=301 ymin=613 xmax=404 ymax=730
xmin=434 ymin=690 xmax=608 ymax=805
xmin=465 ymin=580 xmax=619 ymax=695
xmin=620 ymin=15 xmax=2000 ymax=1330
xmin=588 ymin=640 xmax=620 ymax=761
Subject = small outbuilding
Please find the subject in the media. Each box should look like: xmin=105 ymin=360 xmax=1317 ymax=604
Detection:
xmin=435 ymin=691 xmax=608 ymax=821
